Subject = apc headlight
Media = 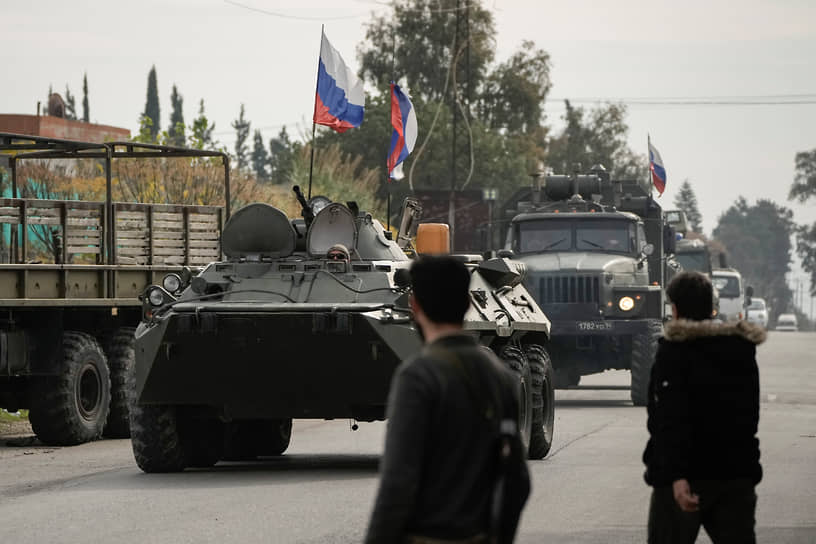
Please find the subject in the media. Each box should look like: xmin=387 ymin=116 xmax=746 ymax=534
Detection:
xmin=162 ymin=273 xmax=182 ymax=293
xmin=618 ymin=296 xmax=635 ymax=311
xmin=147 ymin=287 xmax=169 ymax=307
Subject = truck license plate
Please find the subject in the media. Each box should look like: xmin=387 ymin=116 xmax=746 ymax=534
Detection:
xmin=576 ymin=321 xmax=613 ymax=332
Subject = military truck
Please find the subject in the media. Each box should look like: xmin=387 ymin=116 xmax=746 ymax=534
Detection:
xmin=497 ymin=166 xmax=676 ymax=405
xmin=0 ymin=133 xmax=229 ymax=445
xmin=130 ymin=190 xmax=555 ymax=472
xmin=665 ymin=209 xmax=723 ymax=318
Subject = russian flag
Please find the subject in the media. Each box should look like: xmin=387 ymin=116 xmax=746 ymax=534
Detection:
xmin=649 ymin=139 xmax=666 ymax=196
xmin=313 ymin=31 xmax=365 ymax=133
xmin=387 ymin=83 xmax=417 ymax=180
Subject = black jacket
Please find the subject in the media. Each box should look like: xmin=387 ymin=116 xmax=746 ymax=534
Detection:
xmin=643 ymin=319 xmax=764 ymax=487
xmin=365 ymin=333 xmax=527 ymax=543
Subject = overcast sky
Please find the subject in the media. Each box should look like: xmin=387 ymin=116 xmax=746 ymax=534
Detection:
xmin=3 ymin=0 xmax=815 ymax=294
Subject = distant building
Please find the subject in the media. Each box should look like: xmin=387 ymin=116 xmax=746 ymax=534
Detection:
xmin=0 ymin=113 xmax=130 ymax=143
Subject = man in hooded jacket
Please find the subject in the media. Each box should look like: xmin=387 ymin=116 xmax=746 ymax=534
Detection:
xmin=643 ymin=271 xmax=764 ymax=543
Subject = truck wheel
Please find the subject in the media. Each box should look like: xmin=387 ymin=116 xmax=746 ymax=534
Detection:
xmin=525 ymin=344 xmax=555 ymax=459
xmin=630 ymin=320 xmax=663 ymax=406
xmin=103 ymin=327 xmax=136 ymax=439
xmin=224 ymin=419 xmax=292 ymax=460
xmin=130 ymin=403 xmax=187 ymax=473
xmin=29 ymin=331 xmax=111 ymax=446
xmin=500 ymin=345 xmax=533 ymax=455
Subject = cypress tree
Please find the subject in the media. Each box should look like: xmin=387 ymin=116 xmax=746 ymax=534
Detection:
xmin=143 ymin=66 xmax=161 ymax=141
xmin=231 ymin=104 xmax=250 ymax=170
xmin=64 ymin=86 xmax=77 ymax=120
xmin=674 ymin=179 xmax=704 ymax=233
xmin=82 ymin=73 xmax=90 ymax=122
xmin=251 ymin=129 xmax=269 ymax=181
xmin=168 ymin=85 xmax=185 ymax=147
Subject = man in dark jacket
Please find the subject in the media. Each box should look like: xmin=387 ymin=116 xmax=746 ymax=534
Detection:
xmin=643 ymin=271 xmax=764 ymax=543
xmin=365 ymin=256 xmax=530 ymax=544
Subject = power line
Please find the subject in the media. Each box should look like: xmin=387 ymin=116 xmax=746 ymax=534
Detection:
xmin=223 ymin=0 xmax=368 ymax=20
xmin=546 ymin=94 xmax=816 ymax=107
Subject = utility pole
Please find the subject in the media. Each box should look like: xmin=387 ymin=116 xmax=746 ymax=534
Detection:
xmin=448 ymin=0 xmax=460 ymax=247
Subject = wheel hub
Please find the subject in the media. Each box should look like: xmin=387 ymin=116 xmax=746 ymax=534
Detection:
xmin=76 ymin=362 xmax=102 ymax=420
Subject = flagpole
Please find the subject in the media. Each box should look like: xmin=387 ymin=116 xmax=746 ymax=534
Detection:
xmin=386 ymin=33 xmax=397 ymax=232
xmin=308 ymin=25 xmax=324 ymax=201
xmin=647 ymin=133 xmax=653 ymax=200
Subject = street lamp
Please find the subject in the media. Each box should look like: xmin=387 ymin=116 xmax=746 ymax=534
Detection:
xmin=483 ymin=188 xmax=498 ymax=250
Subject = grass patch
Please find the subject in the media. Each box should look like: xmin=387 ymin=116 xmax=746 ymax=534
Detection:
xmin=0 ymin=409 xmax=29 ymax=423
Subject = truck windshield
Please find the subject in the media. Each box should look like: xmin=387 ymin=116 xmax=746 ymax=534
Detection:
xmin=676 ymin=252 xmax=710 ymax=273
xmin=515 ymin=219 xmax=636 ymax=254
xmin=713 ymin=276 xmax=741 ymax=298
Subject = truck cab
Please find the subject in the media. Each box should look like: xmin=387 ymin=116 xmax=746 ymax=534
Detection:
xmin=498 ymin=166 xmax=672 ymax=405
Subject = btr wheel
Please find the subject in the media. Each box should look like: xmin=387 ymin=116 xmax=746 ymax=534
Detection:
xmin=130 ymin=403 xmax=187 ymax=473
xmin=526 ymin=344 xmax=555 ymax=459
xmin=501 ymin=345 xmax=533 ymax=455
xmin=224 ymin=419 xmax=292 ymax=460
xmin=29 ymin=331 xmax=111 ymax=446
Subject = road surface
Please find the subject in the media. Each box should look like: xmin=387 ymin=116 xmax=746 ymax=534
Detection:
xmin=1 ymin=331 xmax=814 ymax=543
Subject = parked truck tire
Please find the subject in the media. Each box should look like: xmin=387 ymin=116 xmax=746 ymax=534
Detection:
xmin=526 ymin=344 xmax=555 ymax=459
xmin=29 ymin=331 xmax=111 ymax=446
xmin=130 ymin=403 xmax=187 ymax=473
xmin=501 ymin=345 xmax=534 ymax=457
xmin=630 ymin=320 xmax=664 ymax=406
xmin=103 ymin=327 xmax=136 ymax=438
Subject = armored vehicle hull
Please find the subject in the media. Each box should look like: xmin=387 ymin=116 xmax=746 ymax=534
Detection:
xmin=131 ymin=198 xmax=554 ymax=472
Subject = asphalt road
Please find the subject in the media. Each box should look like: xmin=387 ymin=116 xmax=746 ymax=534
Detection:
xmin=1 ymin=331 xmax=814 ymax=543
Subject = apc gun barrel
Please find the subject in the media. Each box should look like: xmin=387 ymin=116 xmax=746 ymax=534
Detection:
xmin=292 ymin=185 xmax=315 ymax=227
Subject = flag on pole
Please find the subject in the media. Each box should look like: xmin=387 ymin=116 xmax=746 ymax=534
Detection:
xmin=387 ymin=83 xmax=417 ymax=180
xmin=649 ymin=138 xmax=667 ymax=196
xmin=313 ymin=31 xmax=365 ymax=133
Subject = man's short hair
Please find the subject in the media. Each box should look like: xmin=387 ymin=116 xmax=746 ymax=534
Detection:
xmin=666 ymin=271 xmax=714 ymax=321
xmin=410 ymin=256 xmax=471 ymax=325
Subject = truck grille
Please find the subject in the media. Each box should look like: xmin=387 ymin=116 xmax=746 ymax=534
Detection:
xmin=538 ymin=276 xmax=600 ymax=304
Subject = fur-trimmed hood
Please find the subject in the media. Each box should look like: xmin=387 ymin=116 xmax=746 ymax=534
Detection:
xmin=663 ymin=319 xmax=767 ymax=345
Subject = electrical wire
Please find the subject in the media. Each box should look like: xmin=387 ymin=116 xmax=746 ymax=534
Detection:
xmin=223 ymin=0 xmax=368 ymax=20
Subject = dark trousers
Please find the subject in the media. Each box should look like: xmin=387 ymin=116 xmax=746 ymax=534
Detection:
xmin=648 ymin=479 xmax=757 ymax=544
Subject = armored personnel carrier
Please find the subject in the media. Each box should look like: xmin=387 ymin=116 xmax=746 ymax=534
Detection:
xmin=497 ymin=166 xmax=678 ymax=405
xmin=130 ymin=188 xmax=554 ymax=472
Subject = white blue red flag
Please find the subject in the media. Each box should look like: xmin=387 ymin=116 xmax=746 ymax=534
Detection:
xmin=649 ymin=138 xmax=666 ymax=196
xmin=387 ymin=83 xmax=417 ymax=180
xmin=313 ymin=31 xmax=365 ymax=133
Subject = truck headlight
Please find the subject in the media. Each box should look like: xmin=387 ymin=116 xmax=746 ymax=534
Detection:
xmin=618 ymin=296 xmax=635 ymax=311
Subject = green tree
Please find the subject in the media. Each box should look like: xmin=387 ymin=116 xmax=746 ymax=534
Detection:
xmin=143 ymin=66 xmax=161 ymax=141
xmin=64 ymin=85 xmax=77 ymax=120
xmin=168 ymin=85 xmax=185 ymax=147
xmin=82 ymin=73 xmax=89 ymax=123
xmin=673 ymin=180 xmax=704 ymax=232
xmin=251 ymin=130 xmax=269 ymax=181
xmin=231 ymin=104 xmax=250 ymax=170
xmin=477 ymin=41 xmax=550 ymax=134
xmin=189 ymin=99 xmax=216 ymax=151
xmin=713 ymin=197 xmax=796 ymax=318
xmin=268 ymin=126 xmax=296 ymax=185
xmin=546 ymin=100 xmax=643 ymax=179
xmin=789 ymin=148 xmax=816 ymax=295
xmin=358 ymin=0 xmax=496 ymax=104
